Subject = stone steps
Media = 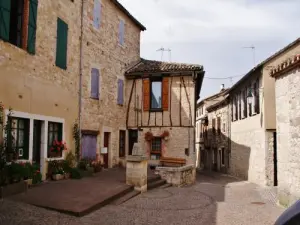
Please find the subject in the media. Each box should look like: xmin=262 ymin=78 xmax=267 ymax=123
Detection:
xmin=111 ymin=190 xmax=140 ymax=206
xmin=148 ymin=179 xmax=166 ymax=190
xmin=159 ymin=183 xmax=172 ymax=189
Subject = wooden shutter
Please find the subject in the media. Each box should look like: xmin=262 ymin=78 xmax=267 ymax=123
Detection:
xmin=93 ymin=0 xmax=101 ymax=29
xmin=91 ymin=68 xmax=99 ymax=99
xmin=119 ymin=20 xmax=124 ymax=45
xmin=162 ymin=77 xmax=169 ymax=111
xmin=27 ymin=0 xmax=38 ymax=54
xmin=0 ymin=0 xmax=11 ymax=41
xmin=212 ymin=118 xmax=216 ymax=134
xmin=55 ymin=18 xmax=68 ymax=69
xmin=254 ymin=80 xmax=260 ymax=114
xmin=143 ymin=79 xmax=150 ymax=111
xmin=117 ymin=79 xmax=124 ymax=105
xmin=217 ymin=117 xmax=221 ymax=134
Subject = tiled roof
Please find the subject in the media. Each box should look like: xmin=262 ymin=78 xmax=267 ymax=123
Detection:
xmin=197 ymin=88 xmax=229 ymax=106
xmin=125 ymin=58 xmax=203 ymax=75
xmin=111 ymin=0 xmax=146 ymax=31
xmin=206 ymin=94 xmax=229 ymax=112
xmin=270 ymin=54 xmax=300 ymax=77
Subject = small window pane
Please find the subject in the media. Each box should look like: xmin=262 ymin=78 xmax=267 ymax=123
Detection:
xmin=12 ymin=119 xmax=18 ymax=129
xmin=18 ymin=130 xmax=24 ymax=146
xmin=49 ymin=123 xmax=53 ymax=132
xmin=19 ymin=119 xmax=24 ymax=129
xmin=11 ymin=130 xmax=17 ymax=147
xmin=151 ymin=81 xmax=162 ymax=109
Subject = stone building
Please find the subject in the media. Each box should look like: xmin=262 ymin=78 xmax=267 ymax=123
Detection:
xmin=228 ymin=38 xmax=300 ymax=186
xmin=0 ymin=0 xmax=82 ymax=179
xmin=195 ymin=87 xmax=229 ymax=172
xmin=270 ymin=53 xmax=300 ymax=206
xmin=125 ymin=59 xmax=204 ymax=166
xmin=79 ymin=0 xmax=146 ymax=168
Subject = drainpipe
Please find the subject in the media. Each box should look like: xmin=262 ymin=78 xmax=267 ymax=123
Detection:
xmin=78 ymin=0 xmax=84 ymax=153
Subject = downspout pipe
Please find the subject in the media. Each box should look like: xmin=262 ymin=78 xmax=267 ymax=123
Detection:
xmin=78 ymin=0 xmax=84 ymax=155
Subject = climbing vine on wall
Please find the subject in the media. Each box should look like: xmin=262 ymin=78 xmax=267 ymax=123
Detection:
xmin=72 ymin=122 xmax=80 ymax=161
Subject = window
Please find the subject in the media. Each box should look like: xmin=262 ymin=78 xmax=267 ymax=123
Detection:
xmin=243 ymin=89 xmax=247 ymax=118
xmin=151 ymin=137 xmax=161 ymax=160
xmin=254 ymin=79 xmax=260 ymax=114
xmin=91 ymin=68 xmax=100 ymax=99
xmin=93 ymin=0 xmax=101 ymax=29
xmin=119 ymin=130 xmax=126 ymax=158
xmin=222 ymin=122 xmax=226 ymax=133
xmin=221 ymin=147 xmax=225 ymax=166
xmin=119 ymin=19 xmax=124 ymax=45
xmin=55 ymin=18 xmax=68 ymax=69
xmin=8 ymin=117 xmax=30 ymax=160
xmin=0 ymin=0 xmax=38 ymax=53
xmin=200 ymin=123 xmax=203 ymax=138
xmin=48 ymin=122 xmax=63 ymax=157
xmin=150 ymin=79 xmax=162 ymax=110
xmin=117 ymin=79 xmax=124 ymax=105
xmin=238 ymin=92 xmax=242 ymax=120
xmin=212 ymin=118 xmax=216 ymax=134
xmin=248 ymin=85 xmax=252 ymax=116
xmin=217 ymin=117 xmax=221 ymax=135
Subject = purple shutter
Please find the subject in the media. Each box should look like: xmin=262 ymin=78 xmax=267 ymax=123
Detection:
xmin=81 ymin=135 xmax=97 ymax=159
xmin=119 ymin=20 xmax=124 ymax=45
xmin=117 ymin=79 xmax=124 ymax=105
xmin=93 ymin=0 xmax=101 ymax=29
xmin=91 ymin=68 xmax=99 ymax=99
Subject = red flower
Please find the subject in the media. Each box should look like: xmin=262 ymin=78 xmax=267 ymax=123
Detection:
xmin=50 ymin=147 xmax=54 ymax=152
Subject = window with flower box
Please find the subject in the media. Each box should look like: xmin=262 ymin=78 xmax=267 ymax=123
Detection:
xmin=48 ymin=122 xmax=63 ymax=157
xmin=151 ymin=137 xmax=162 ymax=160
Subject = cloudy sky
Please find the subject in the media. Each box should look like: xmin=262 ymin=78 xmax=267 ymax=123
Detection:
xmin=119 ymin=0 xmax=300 ymax=99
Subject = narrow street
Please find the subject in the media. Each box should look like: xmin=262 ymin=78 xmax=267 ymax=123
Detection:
xmin=0 ymin=172 xmax=284 ymax=225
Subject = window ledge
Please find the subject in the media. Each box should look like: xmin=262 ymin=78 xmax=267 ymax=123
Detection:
xmin=46 ymin=157 xmax=64 ymax=161
xmin=90 ymin=96 xmax=99 ymax=100
xmin=150 ymin=109 xmax=163 ymax=112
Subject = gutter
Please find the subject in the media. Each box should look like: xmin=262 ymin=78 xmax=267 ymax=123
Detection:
xmin=78 ymin=0 xmax=84 ymax=152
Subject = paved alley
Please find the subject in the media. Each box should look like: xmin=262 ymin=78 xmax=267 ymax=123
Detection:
xmin=0 ymin=172 xmax=284 ymax=225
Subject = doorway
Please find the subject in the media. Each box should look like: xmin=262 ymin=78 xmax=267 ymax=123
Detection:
xmin=103 ymin=132 xmax=110 ymax=168
xmin=273 ymin=132 xmax=278 ymax=186
xmin=128 ymin=129 xmax=138 ymax=155
xmin=32 ymin=120 xmax=42 ymax=165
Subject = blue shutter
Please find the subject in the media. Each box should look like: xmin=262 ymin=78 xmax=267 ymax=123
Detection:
xmin=91 ymin=68 xmax=100 ymax=99
xmin=119 ymin=20 xmax=124 ymax=45
xmin=93 ymin=0 xmax=101 ymax=29
xmin=0 ymin=0 xmax=11 ymax=41
xmin=117 ymin=79 xmax=124 ymax=105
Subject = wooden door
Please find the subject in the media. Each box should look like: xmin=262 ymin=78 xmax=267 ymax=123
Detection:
xmin=128 ymin=129 xmax=138 ymax=155
xmin=32 ymin=120 xmax=42 ymax=164
xmin=103 ymin=132 xmax=110 ymax=168
xmin=81 ymin=135 xmax=97 ymax=159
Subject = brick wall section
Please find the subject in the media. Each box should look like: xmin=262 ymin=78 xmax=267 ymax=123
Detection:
xmin=81 ymin=0 xmax=142 ymax=167
xmin=275 ymin=67 xmax=300 ymax=207
xmin=126 ymin=76 xmax=195 ymax=165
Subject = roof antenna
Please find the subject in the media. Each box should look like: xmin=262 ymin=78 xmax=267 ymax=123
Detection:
xmin=242 ymin=45 xmax=256 ymax=66
xmin=156 ymin=47 xmax=172 ymax=61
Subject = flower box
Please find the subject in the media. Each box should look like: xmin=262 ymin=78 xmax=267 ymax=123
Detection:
xmin=52 ymin=174 xmax=65 ymax=181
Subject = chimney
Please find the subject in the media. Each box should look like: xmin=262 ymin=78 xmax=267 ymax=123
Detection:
xmin=220 ymin=84 xmax=225 ymax=91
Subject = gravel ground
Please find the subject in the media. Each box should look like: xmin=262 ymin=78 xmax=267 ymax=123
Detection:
xmin=0 ymin=173 xmax=284 ymax=225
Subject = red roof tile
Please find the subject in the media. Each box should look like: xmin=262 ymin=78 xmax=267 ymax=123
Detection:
xmin=270 ymin=54 xmax=300 ymax=77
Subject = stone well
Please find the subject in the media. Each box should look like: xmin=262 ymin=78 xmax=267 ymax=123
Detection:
xmin=155 ymin=165 xmax=196 ymax=187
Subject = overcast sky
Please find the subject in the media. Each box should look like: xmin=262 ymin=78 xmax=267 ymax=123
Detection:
xmin=119 ymin=0 xmax=300 ymax=99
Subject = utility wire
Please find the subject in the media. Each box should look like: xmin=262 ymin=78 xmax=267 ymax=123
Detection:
xmin=204 ymin=74 xmax=244 ymax=80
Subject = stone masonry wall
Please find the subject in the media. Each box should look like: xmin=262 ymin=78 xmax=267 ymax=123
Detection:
xmin=275 ymin=67 xmax=300 ymax=207
xmin=207 ymin=102 xmax=230 ymax=173
xmin=126 ymin=76 xmax=195 ymax=165
xmin=0 ymin=0 xmax=82 ymax=177
xmin=81 ymin=0 xmax=142 ymax=167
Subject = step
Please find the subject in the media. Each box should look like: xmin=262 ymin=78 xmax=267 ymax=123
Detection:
xmin=148 ymin=179 xmax=166 ymax=190
xmin=160 ymin=183 xmax=172 ymax=189
xmin=111 ymin=190 xmax=140 ymax=206
xmin=147 ymin=176 xmax=161 ymax=184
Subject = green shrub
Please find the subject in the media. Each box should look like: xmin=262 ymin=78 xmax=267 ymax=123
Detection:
xmin=70 ymin=168 xmax=82 ymax=179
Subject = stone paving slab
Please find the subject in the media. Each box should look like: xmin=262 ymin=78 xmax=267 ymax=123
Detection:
xmin=9 ymin=169 xmax=133 ymax=216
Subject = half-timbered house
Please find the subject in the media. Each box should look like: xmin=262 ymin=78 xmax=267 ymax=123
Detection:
xmin=125 ymin=59 xmax=204 ymax=166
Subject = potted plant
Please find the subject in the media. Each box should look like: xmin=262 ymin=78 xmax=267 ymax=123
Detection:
xmin=52 ymin=168 xmax=65 ymax=181
xmin=161 ymin=130 xmax=170 ymax=141
xmin=63 ymin=160 xmax=71 ymax=179
xmin=145 ymin=131 xmax=153 ymax=141
xmin=23 ymin=162 xmax=33 ymax=187
xmin=91 ymin=160 xmax=102 ymax=173
xmin=49 ymin=140 xmax=67 ymax=158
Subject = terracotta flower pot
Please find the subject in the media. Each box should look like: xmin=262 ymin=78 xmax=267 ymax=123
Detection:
xmin=64 ymin=173 xmax=70 ymax=179
xmin=52 ymin=174 xmax=64 ymax=181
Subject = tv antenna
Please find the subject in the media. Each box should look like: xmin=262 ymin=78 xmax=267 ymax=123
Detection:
xmin=156 ymin=47 xmax=172 ymax=61
xmin=242 ymin=45 xmax=256 ymax=66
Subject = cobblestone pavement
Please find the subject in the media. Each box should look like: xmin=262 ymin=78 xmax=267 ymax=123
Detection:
xmin=0 ymin=172 xmax=284 ymax=225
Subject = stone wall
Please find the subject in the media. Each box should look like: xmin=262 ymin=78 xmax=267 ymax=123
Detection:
xmin=265 ymin=130 xmax=275 ymax=186
xmin=156 ymin=165 xmax=196 ymax=186
xmin=0 ymin=0 xmax=82 ymax=178
xmin=126 ymin=76 xmax=195 ymax=165
xmin=81 ymin=0 xmax=142 ymax=167
xmin=275 ymin=66 xmax=300 ymax=207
